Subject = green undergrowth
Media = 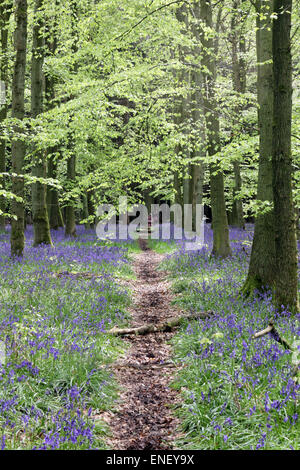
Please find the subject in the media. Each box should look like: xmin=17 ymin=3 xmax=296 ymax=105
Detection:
xmin=147 ymin=239 xmax=178 ymax=253
xmin=0 ymin=235 xmax=135 ymax=449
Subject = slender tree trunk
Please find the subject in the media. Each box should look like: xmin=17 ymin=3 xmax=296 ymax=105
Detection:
xmin=296 ymin=208 xmax=300 ymax=240
xmin=0 ymin=2 xmax=10 ymax=230
xmin=171 ymin=58 xmax=183 ymax=216
xmin=272 ymin=0 xmax=299 ymax=312
xmin=243 ymin=0 xmax=276 ymax=295
xmin=175 ymin=3 xmax=206 ymax=232
xmin=47 ymin=150 xmax=64 ymax=229
xmin=46 ymin=152 xmax=64 ymax=229
xmin=200 ymin=0 xmax=231 ymax=257
xmin=231 ymin=162 xmax=244 ymax=228
xmin=190 ymin=1 xmax=205 ymax=231
xmin=44 ymin=10 xmax=64 ymax=230
xmin=31 ymin=0 xmax=52 ymax=246
xmin=64 ymin=0 xmax=78 ymax=237
xmin=10 ymin=0 xmax=27 ymax=257
xmin=144 ymin=188 xmax=154 ymax=213
xmin=82 ymin=193 xmax=90 ymax=229
xmin=173 ymin=171 xmax=183 ymax=207
xmin=87 ymin=189 xmax=95 ymax=228
xmin=230 ymin=0 xmax=245 ymax=229
xmin=65 ymin=150 xmax=77 ymax=237
xmin=176 ymin=4 xmax=192 ymax=220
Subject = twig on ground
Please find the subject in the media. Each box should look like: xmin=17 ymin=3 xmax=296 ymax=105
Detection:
xmin=252 ymin=318 xmax=292 ymax=351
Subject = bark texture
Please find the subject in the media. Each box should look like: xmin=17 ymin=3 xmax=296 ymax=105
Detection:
xmin=243 ymin=0 xmax=276 ymax=295
xmin=31 ymin=0 xmax=52 ymax=246
xmin=64 ymin=0 xmax=78 ymax=237
xmin=47 ymin=150 xmax=64 ymax=229
xmin=65 ymin=149 xmax=77 ymax=237
xmin=272 ymin=0 xmax=299 ymax=312
xmin=230 ymin=0 xmax=245 ymax=229
xmin=176 ymin=4 xmax=192 ymax=219
xmin=10 ymin=0 xmax=27 ymax=257
xmin=45 ymin=3 xmax=64 ymax=230
xmin=190 ymin=1 xmax=205 ymax=231
xmin=0 ymin=1 xmax=10 ymax=229
xmin=82 ymin=193 xmax=91 ymax=229
xmin=200 ymin=0 xmax=231 ymax=257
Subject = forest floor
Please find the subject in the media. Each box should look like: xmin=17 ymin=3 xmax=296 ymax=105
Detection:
xmin=0 ymin=225 xmax=299 ymax=450
xmin=104 ymin=245 xmax=183 ymax=450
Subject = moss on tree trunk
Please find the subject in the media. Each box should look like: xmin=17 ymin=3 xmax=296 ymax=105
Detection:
xmin=272 ymin=0 xmax=299 ymax=312
xmin=0 ymin=2 xmax=10 ymax=230
xmin=242 ymin=0 xmax=276 ymax=296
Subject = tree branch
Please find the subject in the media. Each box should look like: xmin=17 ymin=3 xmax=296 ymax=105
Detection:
xmin=253 ymin=319 xmax=292 ymax=350
xmin=108 ymin=311 xmax=214 ymax=336
xmin=112 ymin=0 xmax=190 ymax=43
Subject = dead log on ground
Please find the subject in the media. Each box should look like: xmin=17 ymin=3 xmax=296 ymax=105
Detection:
xmin=108 ymin=311 xmax=214 ymax=336
xmin=253 ymin=319 xmax=300 ymax=383
xmin=252 ymin=318 xmax=292 ymax=350
xmin=51 ymin=271 xmax=101 ymax=279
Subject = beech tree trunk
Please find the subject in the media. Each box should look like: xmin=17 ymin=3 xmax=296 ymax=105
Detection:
xmin=243 ymin=0 xmax=276 ymax=295
xmin=47 ymin=150 xmax=64 ymax=229
xmin=230 ymin=0 xmax=245 ymax=229
xmin=31 ymin=0 xmax=52 ymax=246
xmin=64 ymin=0 xmax=77 ymax=237
xmin=45 ymin=3 xmax=64 ymax=230
xmin=82 ymin=193 xmax=90 ymax=229
xmin=173 ymin=171 xmax=183 ymax=208
xmin=272 ymin=0 xmax=299 ymax=312
xmin=10 ymin=0 xmax=27 ymax=257
xmin=173 ymin=3 xmax=206 ymax=232
xmin=0 ymin=1 xmax=10 ymax=230
xmin=190 ymin=1 xmax=205 ymax=231
xmin=200 ymin=0 xmax=231 ymax=258
xmin=65 ymin=150 xmax=77 ymax=237
xmin=176 ymin=4 xmax=192 ymax=222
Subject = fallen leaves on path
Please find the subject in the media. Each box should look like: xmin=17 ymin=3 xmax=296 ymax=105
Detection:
xmin=105 ymin=250 xmax=184 ymax=450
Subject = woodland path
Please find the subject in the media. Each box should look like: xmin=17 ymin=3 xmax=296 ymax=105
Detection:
xmin=104 ymin=244 xmax=183 ymax=450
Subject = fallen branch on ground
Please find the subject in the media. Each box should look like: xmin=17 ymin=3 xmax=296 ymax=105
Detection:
xmin=98 ymin=360 xmax=179 ymax=371
xmin=108 ymin=311 xmax=214 ymax=336
xmin=52 ymin=271 xmax=101 ymax=279
xmin=253 ymin=319 xmax=300 ymax=383
xmin=252 ymin=318 xmax=292 ymax=350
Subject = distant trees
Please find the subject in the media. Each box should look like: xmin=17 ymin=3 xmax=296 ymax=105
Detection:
xmin=0 ymin=0 xmax=298 ymax=311
xmin=174 ymin=1 xmax=232 ymax=258
xmin=200 ymin=0 xmax=232 ymax=258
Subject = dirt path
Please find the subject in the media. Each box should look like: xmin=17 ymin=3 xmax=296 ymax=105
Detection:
xmin=105 ymin=248 xmax=183 ymax=450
